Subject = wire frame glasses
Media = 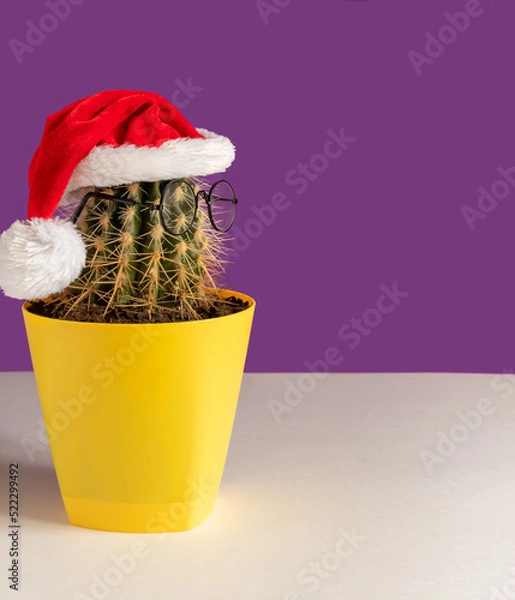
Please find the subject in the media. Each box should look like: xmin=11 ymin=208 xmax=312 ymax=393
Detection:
xmin=71 ymin=179 xmax=238 ymax=236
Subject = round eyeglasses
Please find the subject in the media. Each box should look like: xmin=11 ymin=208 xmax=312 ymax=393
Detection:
xmin=71 ymin=179 xmax=238 ymax=236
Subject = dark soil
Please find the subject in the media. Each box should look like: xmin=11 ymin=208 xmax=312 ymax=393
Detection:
xmin=27 ymin=295 xmax=250 ymax=324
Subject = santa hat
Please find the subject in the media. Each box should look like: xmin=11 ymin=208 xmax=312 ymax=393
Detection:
xmin=0 ymin=90 xmax=235 ymax=301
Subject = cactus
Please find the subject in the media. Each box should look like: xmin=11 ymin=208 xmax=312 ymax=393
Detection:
xmin=56 ymin=179 xmax=226 ymax=321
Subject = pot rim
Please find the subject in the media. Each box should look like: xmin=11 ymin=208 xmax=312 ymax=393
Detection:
xmin=22 ymin=288 xmax=255 ymax=328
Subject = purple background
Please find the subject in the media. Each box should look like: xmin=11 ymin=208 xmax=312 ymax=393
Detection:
xmin=0 ymin=0 xmax=514 ymax=373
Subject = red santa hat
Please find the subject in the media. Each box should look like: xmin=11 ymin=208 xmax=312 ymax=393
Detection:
xmin=0 ymin=89 xmax=235 ymax=300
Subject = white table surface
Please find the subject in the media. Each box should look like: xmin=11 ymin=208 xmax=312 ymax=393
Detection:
xmin=1 ymin=372 xmax=515 ymax=600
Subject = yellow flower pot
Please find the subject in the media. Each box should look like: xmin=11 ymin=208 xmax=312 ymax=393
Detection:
xmin=23 ymin=290 xmax=255 ymax=533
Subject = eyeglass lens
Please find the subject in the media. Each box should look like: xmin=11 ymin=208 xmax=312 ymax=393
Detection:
xmin=208 ymin=180 xmax=236 ymax=232
xmin=161 ymin=180 xmax=198 ymax=235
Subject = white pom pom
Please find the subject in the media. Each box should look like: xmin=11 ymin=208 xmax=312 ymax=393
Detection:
xmin=0 ymin=218 xmax=86 ymax=300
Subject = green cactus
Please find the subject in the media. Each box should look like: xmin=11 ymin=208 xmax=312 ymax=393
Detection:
xmin=58 ymin=179 xmax=226 ymax=321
